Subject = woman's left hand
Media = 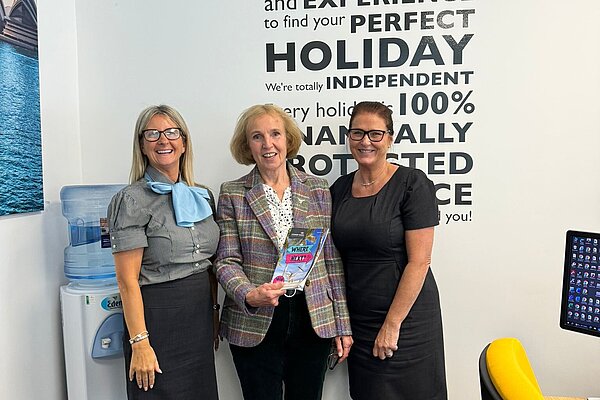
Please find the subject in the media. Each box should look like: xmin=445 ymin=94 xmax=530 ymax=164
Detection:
xmin=371 ymin=227 xmax=434 ymax=360
xmin=334 ymin=335 xmax=353 ymax=362
xmin=373 ymin=320 xmax=400 ymax=360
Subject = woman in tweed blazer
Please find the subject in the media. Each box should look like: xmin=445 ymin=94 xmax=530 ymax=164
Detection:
xmin=215 ymin=104 xmax=352 ymax=400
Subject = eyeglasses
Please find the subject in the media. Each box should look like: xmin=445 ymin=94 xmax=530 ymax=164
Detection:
xmin=327 ymin=351 xmax=340 ymax=370
xmin=347 ymin=128 xmax=390 ymax=142
xmin=141 ymin=128 xmax=182 ymax=142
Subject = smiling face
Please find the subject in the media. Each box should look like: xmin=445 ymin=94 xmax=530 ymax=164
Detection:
xmin=246 ymin=113 xmax=288 ymax=176
xmin=141 ymin=114 xmax=185 ymax=181
xmin=348 ymin=112 xmax=393 ymax=169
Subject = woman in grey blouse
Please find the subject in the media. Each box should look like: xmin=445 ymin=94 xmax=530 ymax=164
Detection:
xmin=107 ymin=105 xmax=220 ymax=400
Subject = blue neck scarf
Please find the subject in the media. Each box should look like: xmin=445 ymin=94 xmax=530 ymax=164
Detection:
xmin=145 ymin=174 xmax=213 ymax=227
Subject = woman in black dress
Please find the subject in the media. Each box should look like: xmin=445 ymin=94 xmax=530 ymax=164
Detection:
xmin=330 ymin=101 xmax=447 ymax=399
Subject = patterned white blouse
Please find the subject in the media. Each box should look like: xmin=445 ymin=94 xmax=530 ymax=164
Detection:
xmin=263 ymin=184 xmax=293 ymax=250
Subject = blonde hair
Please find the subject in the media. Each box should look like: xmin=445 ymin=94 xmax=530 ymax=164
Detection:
xmin=230 ymin=104 xmax=303 ymax=165
xmin=129 ymin=105 xmax=195 ymax=186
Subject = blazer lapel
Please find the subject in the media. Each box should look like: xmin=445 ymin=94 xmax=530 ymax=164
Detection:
xmin=289 ymin=165 xmax=309 ymax=229
xmin=244 ymin=167 xmax=279 ymax=248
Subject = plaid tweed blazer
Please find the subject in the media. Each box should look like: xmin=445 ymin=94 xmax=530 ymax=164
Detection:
xmin=215 ymin=164 xmax=352 ymax=347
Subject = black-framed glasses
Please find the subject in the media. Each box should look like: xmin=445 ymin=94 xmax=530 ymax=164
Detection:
xmin=327 ymin=350 xmax=340 ymax=370
xmin=141 ymin=128 xmax=182 ymax=142
xmin=347 ymin=128 xmax=390 ymax=142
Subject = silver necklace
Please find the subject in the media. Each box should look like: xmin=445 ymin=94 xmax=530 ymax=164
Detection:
xmin=359 ymin=164 xmax=388 ymax=187
xmin=361 ymin=178 xmax=378 ymax=187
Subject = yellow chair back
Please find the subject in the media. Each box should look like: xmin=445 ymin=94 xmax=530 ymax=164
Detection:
xmin=485 ymin=337 xmax=544 ymax=400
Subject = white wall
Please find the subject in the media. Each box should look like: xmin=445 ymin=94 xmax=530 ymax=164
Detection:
xmin=445 ymin=3 xmax=600 ymax=397
xmin=1 ymin=1 xmax=599 ymax=400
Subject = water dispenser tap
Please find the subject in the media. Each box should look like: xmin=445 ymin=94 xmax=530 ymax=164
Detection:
xmin=101 ymin=338 xmax=112 ymax=349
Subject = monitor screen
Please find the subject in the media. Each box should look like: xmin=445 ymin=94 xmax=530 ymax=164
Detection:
xmin=560 ymin=230 xmax=600 ymax=338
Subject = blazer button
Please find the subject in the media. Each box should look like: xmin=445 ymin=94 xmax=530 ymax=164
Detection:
xmin=305 ymin=279 xmax=310 ymax=287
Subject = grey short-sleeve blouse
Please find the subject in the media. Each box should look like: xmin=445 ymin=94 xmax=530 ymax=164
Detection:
xmin=107 ymin=166 xmax=220 ymax=286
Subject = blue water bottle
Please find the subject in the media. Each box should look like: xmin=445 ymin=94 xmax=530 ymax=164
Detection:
xmin=60 ymin=184 xmax=125 ymax=283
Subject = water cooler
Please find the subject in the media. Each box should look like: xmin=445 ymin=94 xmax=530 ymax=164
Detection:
xmin=59 ymin=184 xmax=127 ymax=400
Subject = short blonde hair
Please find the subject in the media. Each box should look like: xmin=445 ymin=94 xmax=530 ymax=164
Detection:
xmin=230 ymin=104 xmax=303 ymax=165
xmin=129 ymin=105 xmax=195 ymax=186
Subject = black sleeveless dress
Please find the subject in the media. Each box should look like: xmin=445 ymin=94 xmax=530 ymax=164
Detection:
xmin=330 ymin=165 xmax=447 ymax=400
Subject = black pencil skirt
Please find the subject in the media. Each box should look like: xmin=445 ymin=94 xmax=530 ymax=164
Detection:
xmin=122 ymin=271 xmax=218 ymax=400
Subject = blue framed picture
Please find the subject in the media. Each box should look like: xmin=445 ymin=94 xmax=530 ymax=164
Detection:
xmin=0 ymin=0 xmax=43 ymax=216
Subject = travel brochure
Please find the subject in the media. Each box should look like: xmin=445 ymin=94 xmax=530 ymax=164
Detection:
xmin=271 ymin=227 xmax=328 ymax=290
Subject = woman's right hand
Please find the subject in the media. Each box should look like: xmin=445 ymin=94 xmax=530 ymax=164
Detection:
xmin=245 ymin=282 xmax=285 ymax=307
xmin=129 ymin=340 xmax=162 ymax=391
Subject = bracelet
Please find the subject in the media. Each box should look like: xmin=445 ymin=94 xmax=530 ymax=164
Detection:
xmin=129 ymin=331 xmax=149 ymax=345
xmin=213 ymin=304 xmax=220 ymax=311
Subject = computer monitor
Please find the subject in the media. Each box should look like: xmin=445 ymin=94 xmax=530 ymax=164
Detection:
xmin=560 ymin=230 xmax=600 ymax=338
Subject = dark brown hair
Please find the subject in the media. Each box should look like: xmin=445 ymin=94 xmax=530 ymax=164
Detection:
xmin=349 ymin=101 xmax=394 ymax=133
